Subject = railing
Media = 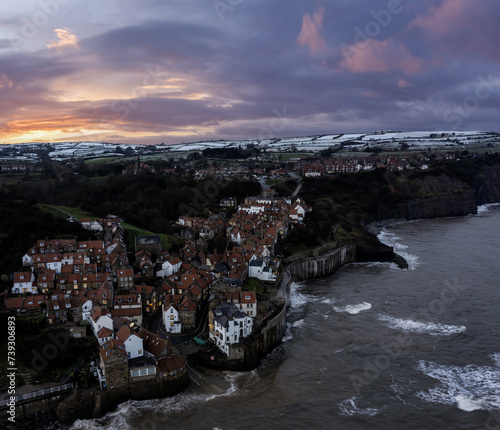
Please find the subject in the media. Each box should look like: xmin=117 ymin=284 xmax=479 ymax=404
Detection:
xmin=0 ymin=383 xmax=73 ymax=407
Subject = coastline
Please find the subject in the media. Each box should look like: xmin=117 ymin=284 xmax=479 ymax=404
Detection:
xmin=19 ymin=204 xmax=500 ymax=426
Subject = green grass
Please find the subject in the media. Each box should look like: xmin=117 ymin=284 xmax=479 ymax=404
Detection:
xmin=243 ymin=278 xmax=263 ymax=294
xmin=37 ymin=203 xmax=184 ymax=251
xmin=265 ymin=178 xmax=285 ymax=186
xmin=84 ymin=156 xmax=126 ymax=164
xmin=271 ymin=152 xmax=314 ymax=160
xmin=120 ymin=221 xmax=166 ymax=249
xmin=37 ymin=204 xmax=93 ymax=219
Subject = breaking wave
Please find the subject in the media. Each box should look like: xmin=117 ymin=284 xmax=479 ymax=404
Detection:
xmin=477 ymin=203 xmax=500 ymax=214
xmin=377 ymin=229 xmax=419 ymax=270
xmin=333 ymin=302 xmax=372 ymax=315
xmin=417 ymin=359 xmax=500 ymax=411
xmin=338 ymin=396 xmax=379 ymax=416
xmin=378 ymin=314 xmax=466 ymax=336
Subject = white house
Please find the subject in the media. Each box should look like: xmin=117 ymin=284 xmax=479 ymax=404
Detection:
xmin=238 ymin=203 xmax=266 ymax=215
xmin=163 ymin=303 xmax=182 ymax=333
xmin=81 ymin=299 xmax=94 ymax=322
xmin=248 ymin=257 xmax=279 ymax=282
xmin=12 ymin=272 xmax=37 ymax=294
xmin=116 ymin=326 xmax=144 ymax=360
xmin=81 ymin=219 xmax=103 ymax=232
xmin=156 ymin=257 xmax=182 ymax=278
xmin=210 ymin=302 xmax=253 ymax=357
xmin=90 ymin=306 xmax=114 ymax=346
xmin=238 ymin=292 xmax=258 ymax=318
xmin=289 ymin=198 xmax=308 ymax=223
xmin=22 ymin=252 xmax=33 ymax=267
xmin=45 ymin=254 xmax=63 ymax=274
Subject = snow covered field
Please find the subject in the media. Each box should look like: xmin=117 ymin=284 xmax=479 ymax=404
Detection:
xmin=1 ymin=131 xmax=498 ymax=162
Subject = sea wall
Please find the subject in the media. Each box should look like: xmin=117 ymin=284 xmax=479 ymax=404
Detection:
xmin=286 ymin=244 xmax=357 ymax=281
xmin=0 ymin=392 xmax=72 ymax=428
xmin=54 ymin=372 xmax=189 ymax=424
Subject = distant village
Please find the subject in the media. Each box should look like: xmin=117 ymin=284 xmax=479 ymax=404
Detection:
xmin=4 ymin=189 xmax=310 ymax=394
xmin=1 ymin=148 xmax=478 ymax=181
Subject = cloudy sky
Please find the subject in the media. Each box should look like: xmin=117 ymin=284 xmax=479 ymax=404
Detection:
xmin=0 ymin=0 xmax=499 ymax=145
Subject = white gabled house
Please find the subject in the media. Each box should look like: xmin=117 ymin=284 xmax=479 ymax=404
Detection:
xmin=90 ymin=306 xmax=114 ymax=346
xmin=12 ymin=272 xmax=37 ymax=294
xmin=248 ymin=257 xmax=279 ymax=282
xmin=81 ymin=299 xmax=94 ymax=322
xmin=116 ymin=325 xmax=144 ymax=359
xmin=46 ymin=254 xmax=63 ymax=274
xmin=210 ymin=302 xmax=253 ymax=357
xmin=163 ymin=302 xmax=181 ymax=333
xmin=156 ymin=257 xmax=182 ymax=278
xmin=22 ymin=252 xmax=33 ymax=267
xmin=81 ymin=218 xmax=103 ymax=232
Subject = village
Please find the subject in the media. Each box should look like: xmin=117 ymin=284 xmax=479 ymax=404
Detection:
xmin=3 ymin=188 xmax=311 ymax=400
xmin=0 ymin=147 xmax=468 ymax=181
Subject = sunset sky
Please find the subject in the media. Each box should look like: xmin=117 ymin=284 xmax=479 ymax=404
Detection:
xmin=0 ymin=0 xmax=499 ymax=145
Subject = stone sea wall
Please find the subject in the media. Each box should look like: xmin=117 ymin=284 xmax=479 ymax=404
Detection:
xmin=286 ymin=244 xmax=357 ymax=281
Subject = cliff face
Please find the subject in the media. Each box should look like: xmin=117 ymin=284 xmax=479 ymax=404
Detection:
xmin=473 ymin=164 xmax=500 ymax=205
xmin=375 ymin=171 xmax=478 ymax=221
xmin=283 ymin=158 xmax=500 ymax=258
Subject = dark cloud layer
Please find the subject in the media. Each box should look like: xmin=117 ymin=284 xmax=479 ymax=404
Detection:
xmin=0 ymin=0 xmax=499 ymax=144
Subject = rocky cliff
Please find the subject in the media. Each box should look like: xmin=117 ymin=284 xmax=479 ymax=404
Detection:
xmin=473 ymin=163 xmax=500 ymax=205
xmin=281 ymin=157 xmax=500 ymax=258
xmin=374 ymin=170 xmax=478 ymax=221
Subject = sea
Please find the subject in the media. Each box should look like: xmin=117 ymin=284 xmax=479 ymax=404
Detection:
xmin=70 ymin=204 xmax=500 ymax=430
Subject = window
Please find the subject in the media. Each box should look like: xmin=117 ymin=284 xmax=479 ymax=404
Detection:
xmin=131 ymin=369 xmax=140 ymax=377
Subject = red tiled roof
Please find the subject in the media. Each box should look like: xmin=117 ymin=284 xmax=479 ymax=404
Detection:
xmin=157 ymin=355 xmax=186 ymax=373
xmin=137 ymin=328 xmax=169 ymax=358
xmin=97 ymin=327 xmax=114 ymax=338
xmin=111 ymin=308 xmax=142 ymax=317
xmin=116 ymin=325 xmax=136 ymax=343
xmin=14 ymin=272 xmax=32 ymax=283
